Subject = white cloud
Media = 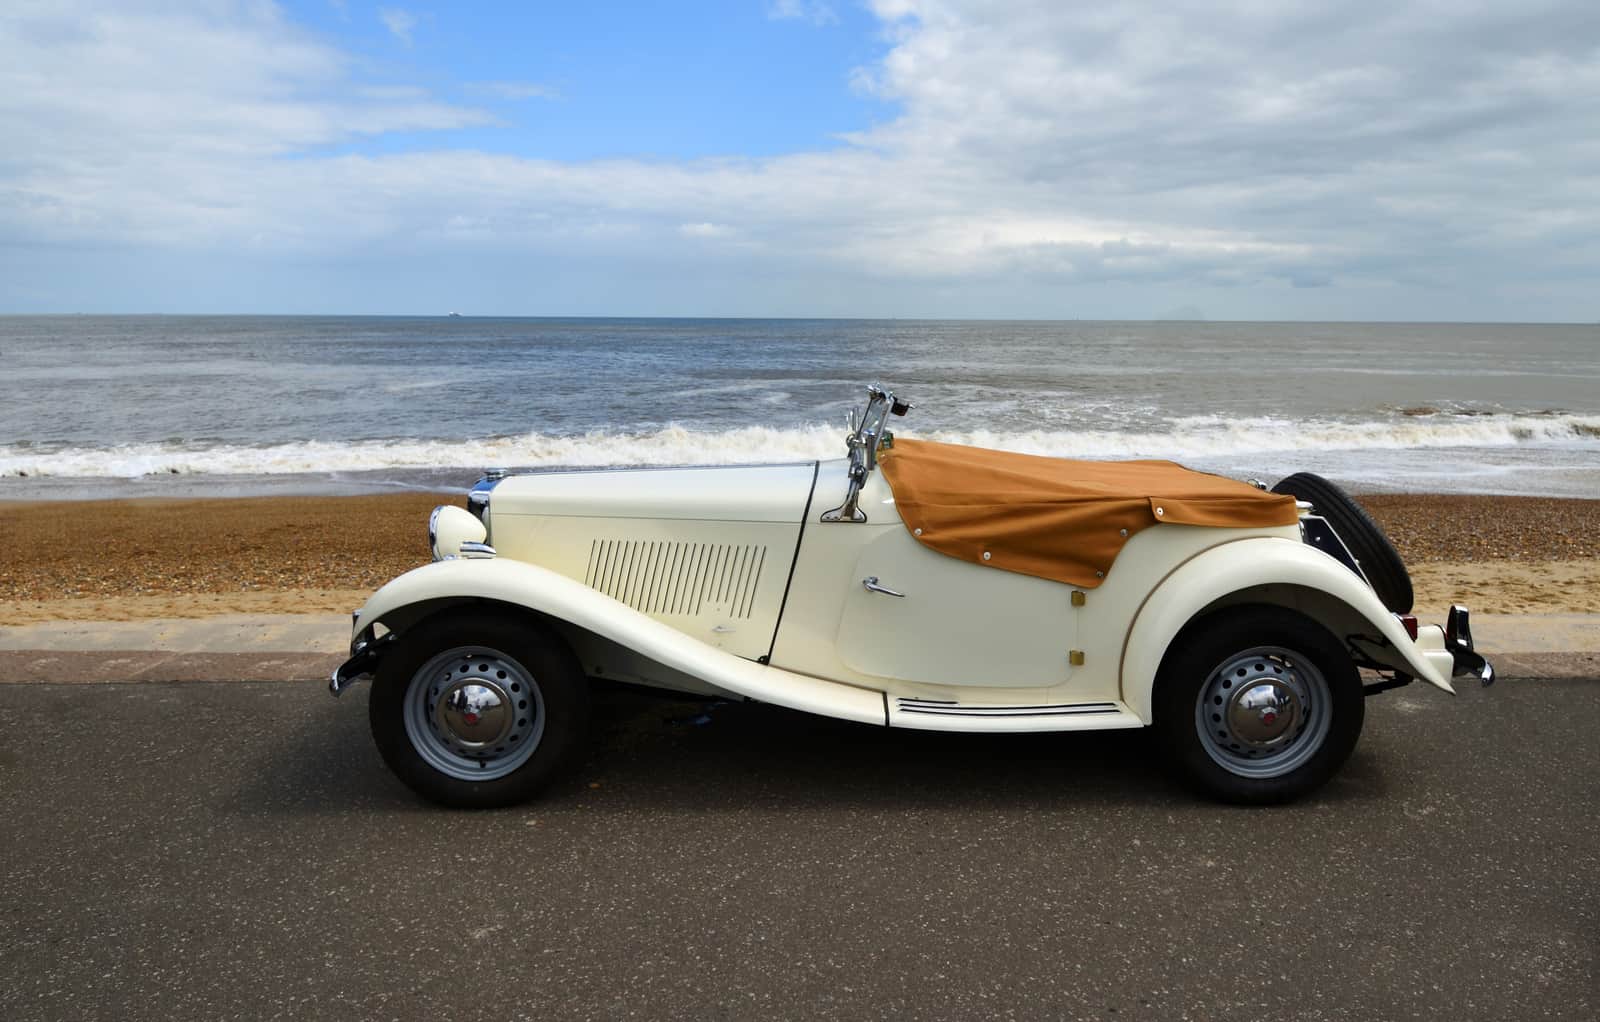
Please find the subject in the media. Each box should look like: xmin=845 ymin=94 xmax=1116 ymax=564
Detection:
xmin=466 ymin=80 xmax=559 ymax=101
xmin=679 ymin=222 xmax=735 ymax=238
xmin=767 ymin=1 xmax=839 ymax=27
xmin=378 ymin=7 xmax=416 ymax=46
xmin=0 ymin=0 xmax=1596 ymax=318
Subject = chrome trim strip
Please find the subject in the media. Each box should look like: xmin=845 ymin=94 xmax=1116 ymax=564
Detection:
xmin=428 ymin=505 xmax=445 ymax=561
xmin=898 ymin=699 xmax=1116 ymax=709
xmin=896 ymin=699 xmax=1120 ymax=717
xmin=898 ymin=706 xmax=1123 ymax=718
xmin=467 ymin=471 xmax=507 ymax=520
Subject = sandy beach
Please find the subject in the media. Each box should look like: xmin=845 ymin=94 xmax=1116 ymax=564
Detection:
xmin=2 ymin=491 xmax=1598 ymax=625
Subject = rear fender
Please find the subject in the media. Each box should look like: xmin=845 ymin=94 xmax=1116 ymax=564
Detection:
xmin=1120 ymin=537 xmax=1452 ymax=724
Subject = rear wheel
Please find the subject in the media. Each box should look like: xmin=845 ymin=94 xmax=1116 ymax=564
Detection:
xmin=369 ymin=608 xmax=590 ymax=809
xmin=1154 ymin=606 xmax=1363 ymax=804
xmin=1271 ymin=471 xmax=1413 ymax=613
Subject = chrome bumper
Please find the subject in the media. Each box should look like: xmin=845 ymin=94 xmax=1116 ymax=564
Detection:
xmin=1446 ymin=605 xmax=1494 ymax=686
xmin=328 ymin=631 xmax=396 ymax=697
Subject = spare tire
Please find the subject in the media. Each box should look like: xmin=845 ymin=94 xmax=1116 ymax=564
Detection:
xmin=1271 ymin=472 xmax=1414 ymax=614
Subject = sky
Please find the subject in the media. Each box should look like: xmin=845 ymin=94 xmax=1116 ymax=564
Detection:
xmin=1 ymin=0 xmax=1596 ymax=321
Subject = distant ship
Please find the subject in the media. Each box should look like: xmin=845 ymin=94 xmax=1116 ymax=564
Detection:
xmin=447 ymin=311 xmax=463 ymax=318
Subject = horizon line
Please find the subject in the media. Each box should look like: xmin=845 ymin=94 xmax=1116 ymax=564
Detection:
xmin=1 ymin=312 xmax=1593 ymax=327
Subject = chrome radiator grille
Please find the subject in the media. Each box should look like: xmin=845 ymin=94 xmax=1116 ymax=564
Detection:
xmin=583 ymin=540 xmax=768 ymax=619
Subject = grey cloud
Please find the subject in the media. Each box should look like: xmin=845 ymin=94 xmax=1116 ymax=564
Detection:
xmin=858 ymin=0 xmax=1600 ymax=301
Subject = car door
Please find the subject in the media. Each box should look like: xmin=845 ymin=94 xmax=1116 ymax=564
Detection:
xmin=833 ymin=526 xmax=1080 ymax=688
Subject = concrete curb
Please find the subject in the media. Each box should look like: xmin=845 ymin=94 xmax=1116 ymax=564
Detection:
xmin=0 ymin=650 xmax=342 ymax=684
xmin=0 ymin=613 xmax=349 ymax=655
xmin=0 ymin=611 xmax=1594 ymax=684
xmin=1475 ymin=651 xmax=1600 ymax=679
xmin=0 ymin=648 xmax=1591 ymax=685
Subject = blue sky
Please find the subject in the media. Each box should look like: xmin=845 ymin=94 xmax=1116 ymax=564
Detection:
xmin=1 ymin=1 xmax=1597 ymax=320
xmin=284 ymin=1 xmax=897 ymax=161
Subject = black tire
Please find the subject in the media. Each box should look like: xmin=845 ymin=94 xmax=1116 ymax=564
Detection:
xmin=1272 ymin=471 xmax=1414 ymax=614
xmin=369 ymin=608 xmax=590 ymax=809
xmin=1154 ymin=605 xmax=1363 ymax=804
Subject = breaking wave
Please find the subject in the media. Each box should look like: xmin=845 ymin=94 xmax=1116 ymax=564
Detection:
xmin=3 ymin=413 xmax=1598 ymax=480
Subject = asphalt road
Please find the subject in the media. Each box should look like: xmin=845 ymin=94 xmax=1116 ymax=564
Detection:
xmin=0 ymin=676 xmax=1595 ymax=1021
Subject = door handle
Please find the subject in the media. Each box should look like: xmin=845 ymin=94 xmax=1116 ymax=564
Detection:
xmin=862 ymin=576 xmax=905 ymax=597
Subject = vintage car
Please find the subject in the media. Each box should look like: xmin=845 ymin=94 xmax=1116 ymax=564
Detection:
xmin=330 ymin=384 xmax=1493 ymax=807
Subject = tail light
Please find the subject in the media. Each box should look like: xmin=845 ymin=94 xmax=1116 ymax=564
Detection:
xmin=1395 ymin=613 xmax=1418 ymax=640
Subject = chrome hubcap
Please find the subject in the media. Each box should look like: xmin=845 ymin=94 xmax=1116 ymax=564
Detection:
xmin=436 ymin=681 xmax=513 ymax=748
xmin=1195 ymin=646 xmax=1330 ymax=779
xmin=402 ymin=647 xmax=546 ymax=782
xmin=1226 ymin=678 xmax=1302 ymax=748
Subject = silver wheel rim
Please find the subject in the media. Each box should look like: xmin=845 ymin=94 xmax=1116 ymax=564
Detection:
xmin=402 ymin=646 xmax=546 ymax=782
xmin=1194 ymin=645 xmax=1331 ymax=779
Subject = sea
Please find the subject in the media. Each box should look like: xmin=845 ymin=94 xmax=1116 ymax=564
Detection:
xmin=2 ymin=316 xmax=1597 ymax=500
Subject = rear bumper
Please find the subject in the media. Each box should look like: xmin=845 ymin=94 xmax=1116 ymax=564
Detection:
xmin=1412 ymin=605 xmax=1494 ymax=688
xmin=1445 ymin=604 xmax=1495 ymax=686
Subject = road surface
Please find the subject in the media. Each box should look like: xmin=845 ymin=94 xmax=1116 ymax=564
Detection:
xmin=1 ymin=675 xmax=1595 ymax=1020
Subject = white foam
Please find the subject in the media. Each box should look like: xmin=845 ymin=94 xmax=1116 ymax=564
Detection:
xmin=2 ymin=413 xmax=1597 ymax=480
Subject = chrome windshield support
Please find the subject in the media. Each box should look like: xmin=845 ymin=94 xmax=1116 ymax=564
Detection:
xmin=821 ymin=384 xmax=911 ymax=524
xmin=820 ymin=463 xmax=870 ymax=522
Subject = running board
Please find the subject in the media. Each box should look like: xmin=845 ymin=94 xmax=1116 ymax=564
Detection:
xmin=890 ymin=697 xmax=1146 ymax=733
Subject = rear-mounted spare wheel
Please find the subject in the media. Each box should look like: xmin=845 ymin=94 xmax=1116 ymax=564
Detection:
xmin=1271 ymin=471 xmax=1414 ymax=614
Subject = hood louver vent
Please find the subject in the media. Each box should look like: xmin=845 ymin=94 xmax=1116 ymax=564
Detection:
xmin=584 ymin=540 xmax=768 ymax=619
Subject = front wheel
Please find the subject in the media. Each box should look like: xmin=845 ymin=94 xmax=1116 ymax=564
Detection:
xmin=369 ymin=609 xmax=591 ymax=809
xmin=1154 ymin=606 xmax=1363 ymax=804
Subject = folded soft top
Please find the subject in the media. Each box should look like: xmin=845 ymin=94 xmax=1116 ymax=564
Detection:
xmin=879 ymin=438 xmax=1300 ymax=588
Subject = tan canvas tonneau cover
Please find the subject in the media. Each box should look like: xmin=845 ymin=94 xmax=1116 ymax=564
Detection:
xmin=879 ymin=438 xmax=1300 ymax=588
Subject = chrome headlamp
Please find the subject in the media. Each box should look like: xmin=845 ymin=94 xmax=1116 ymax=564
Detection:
xmin=429 ymin=505 xmax=493 ymax=561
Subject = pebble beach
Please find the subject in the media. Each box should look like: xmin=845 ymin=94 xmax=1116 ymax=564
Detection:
xmin=2 ymin=491 xmax=1597 ymax=625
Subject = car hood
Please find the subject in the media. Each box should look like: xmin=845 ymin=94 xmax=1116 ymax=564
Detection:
xmin=484 ymin=462 xmax=818 ymax=524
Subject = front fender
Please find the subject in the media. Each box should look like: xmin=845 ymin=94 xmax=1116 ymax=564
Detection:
xmin=350 ymin=558 xmax=887 ymax=725
xmin=1120 ymin=537 xmax=1453 ymax=723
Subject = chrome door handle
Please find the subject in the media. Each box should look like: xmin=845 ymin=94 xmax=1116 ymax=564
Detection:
xmin=862 ymin=576 xmax=905 ymax=597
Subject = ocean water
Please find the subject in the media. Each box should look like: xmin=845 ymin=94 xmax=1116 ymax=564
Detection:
xmin=2 ymin=315 xmax=1597 ymax=499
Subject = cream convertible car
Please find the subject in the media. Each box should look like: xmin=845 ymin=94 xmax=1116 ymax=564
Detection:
xmin=331 ymin=385 xmax=1493 ymax=807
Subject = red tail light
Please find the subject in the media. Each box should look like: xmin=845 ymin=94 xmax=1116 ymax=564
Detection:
xmin=1395 ymin=613 xmax=1418 ymax=640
